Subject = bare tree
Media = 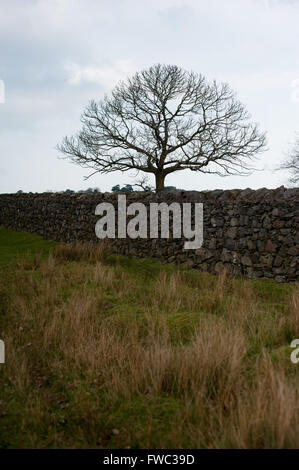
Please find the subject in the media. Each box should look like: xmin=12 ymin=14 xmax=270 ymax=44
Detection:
xmin=58 ymin=64 xmax=267 ymax=192
xmin=278 ymin=134 xmax=299 ymax=185
xmin=130 ymin=175 xmax=154 ymax=191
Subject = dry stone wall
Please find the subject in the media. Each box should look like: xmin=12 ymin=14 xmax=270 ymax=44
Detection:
xmin=0 ymin=187 xmax=298 ymax=282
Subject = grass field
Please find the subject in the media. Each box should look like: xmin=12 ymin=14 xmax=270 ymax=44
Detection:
xmin=0 ymin=226 xmax=298 ymax=448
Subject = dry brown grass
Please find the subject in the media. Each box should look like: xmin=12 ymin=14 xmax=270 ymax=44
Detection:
xmin=0 ymin=242 xmax=298 ymax=448
xmin=52 ymin=240 xmax=109 ymax=264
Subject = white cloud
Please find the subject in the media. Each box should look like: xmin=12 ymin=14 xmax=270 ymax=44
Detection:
xmin=65 ymin=59 xmax=140 ymax=90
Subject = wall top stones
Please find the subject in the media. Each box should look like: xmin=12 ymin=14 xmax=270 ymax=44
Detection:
xmin=2 ymin=185 xmax=298 ymax=203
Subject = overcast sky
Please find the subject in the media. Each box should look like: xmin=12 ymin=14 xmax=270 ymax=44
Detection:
xmin=0 ymin=0 xmax=298 ymax=193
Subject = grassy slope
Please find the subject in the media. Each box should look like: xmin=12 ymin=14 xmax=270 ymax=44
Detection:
xmin=0 ymin=227 xmax=298 ymax=449
xmin=0 ymin=227 xmax=56 ymax=268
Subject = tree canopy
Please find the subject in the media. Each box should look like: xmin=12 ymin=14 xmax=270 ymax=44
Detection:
xmin=58 ymin=64 xmax=267 ymax=191
xmin=279 ymin=134 xmax=299 ymax=185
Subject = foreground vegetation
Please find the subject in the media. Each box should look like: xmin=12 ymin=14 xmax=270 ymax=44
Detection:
xmin=0 ymin=227 xmax=298 ymax=448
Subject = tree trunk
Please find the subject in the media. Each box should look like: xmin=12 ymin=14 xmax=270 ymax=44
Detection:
xmin=155 ymin=172 xmax=165 ymax=192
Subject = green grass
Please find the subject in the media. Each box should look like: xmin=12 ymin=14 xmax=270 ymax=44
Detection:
xmin=0 ymin=227 xmax=56 ymax=267
xmin=0 ymin=226 xmax=298 ymax=449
